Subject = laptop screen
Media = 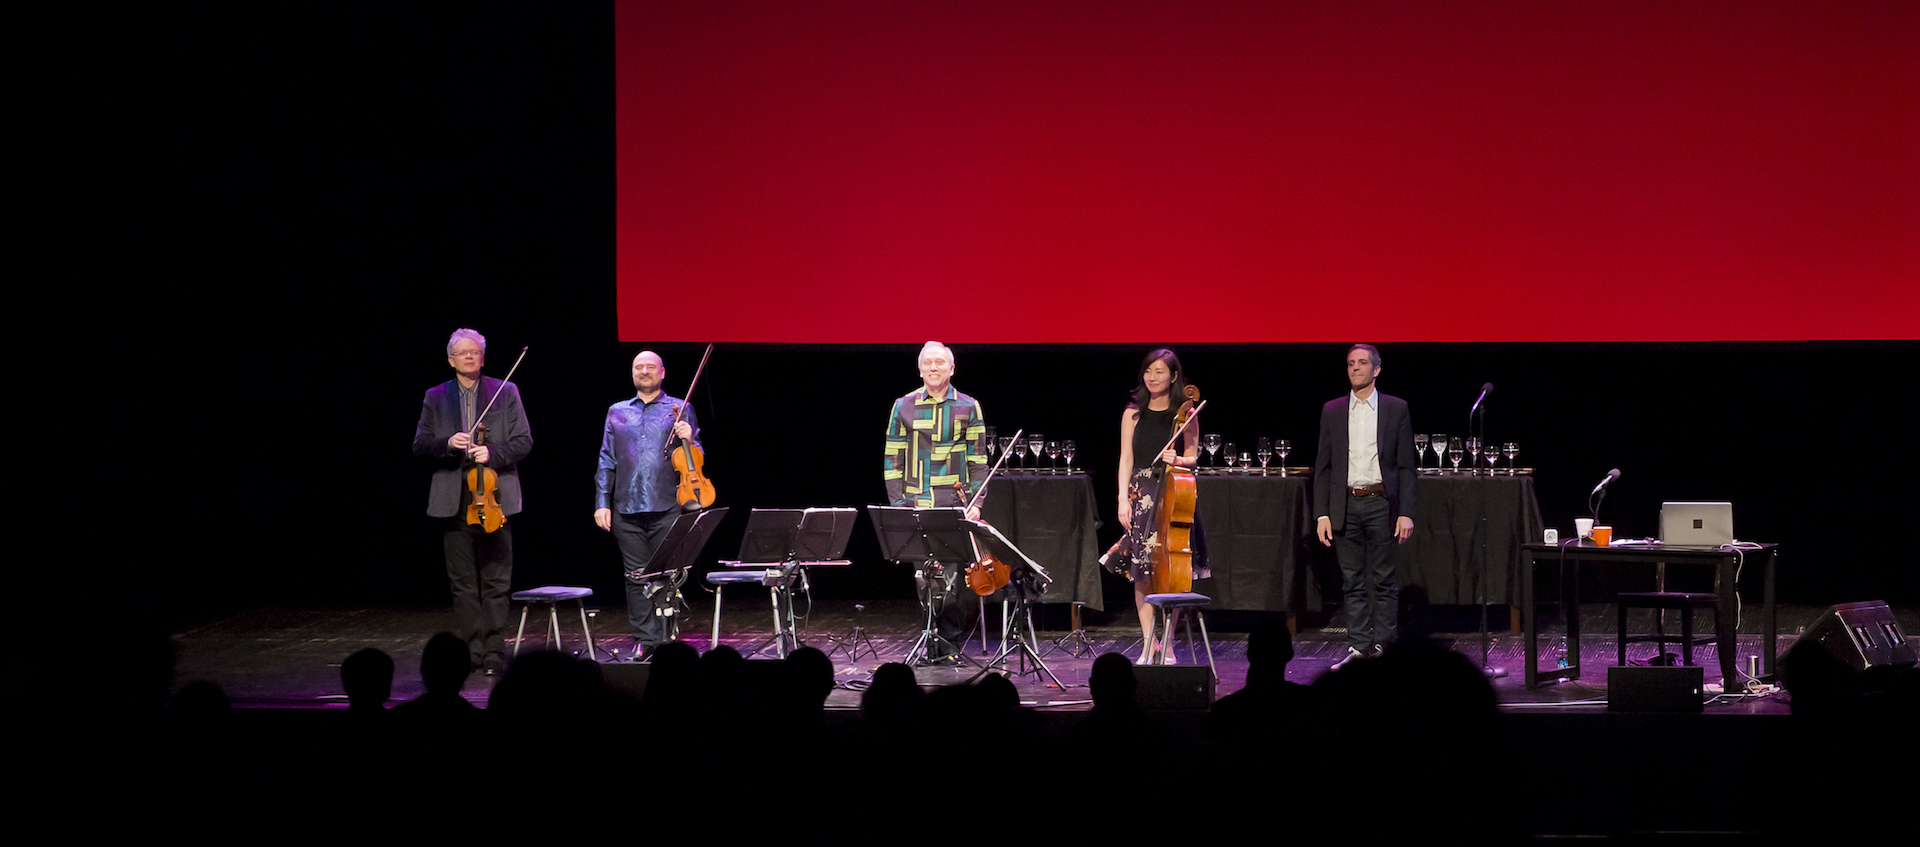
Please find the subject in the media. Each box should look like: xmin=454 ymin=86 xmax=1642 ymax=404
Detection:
xmin=1659 ymin=501 xmax=1734 ymax=547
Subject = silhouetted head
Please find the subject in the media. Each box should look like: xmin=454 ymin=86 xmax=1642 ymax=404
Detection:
xmin=861 ymin=662 xmax=922 ymax=724
xmin=341 ymin=647 xmax=394 ymax=709
xmin=1246 ymin=619 xmax=1295 ymax=668
xmin=783 ymin=647 xmax=836 ymax=710
xmin=420 ymin=632 xmax=470 ymax=694
xmin=489 ymin=650 xmax=612 ymax=725
xmin=1089 ymin=652 xmax=1138 ymax=706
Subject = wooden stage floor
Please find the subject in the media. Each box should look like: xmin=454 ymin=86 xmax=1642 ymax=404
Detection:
xmin=169 ymin=598 xmax=1867 ymax=714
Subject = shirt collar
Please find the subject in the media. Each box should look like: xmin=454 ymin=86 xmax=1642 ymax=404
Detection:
xmin=1349 ymin=390 xmax=1378 ymax=411
xmin=914 ymin=386 xmax=957 ymax=405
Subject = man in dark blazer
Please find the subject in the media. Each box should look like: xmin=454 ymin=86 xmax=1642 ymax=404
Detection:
xmin=412 ymin=328 xmax=533 ymax=675
xmin=1312 ymin=343 xmax=1415 ymax=667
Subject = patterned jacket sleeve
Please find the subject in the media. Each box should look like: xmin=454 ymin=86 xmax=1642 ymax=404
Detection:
xmin=883 ymin=399 xmax=909 ymax=506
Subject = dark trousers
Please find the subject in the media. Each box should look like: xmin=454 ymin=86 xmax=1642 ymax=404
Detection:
xmin=443 ymin=519 xmax=513 ymax=670
xmin=918 ymin=567 xmax=977 ymax=657
xmin=1336 ymin=494 xmax=1398 ymax=652
xmin=612 ymin=509 xmax=678 ymax=647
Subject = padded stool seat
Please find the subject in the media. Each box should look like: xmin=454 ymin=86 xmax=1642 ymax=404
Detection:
xmin=1143 ymin=592 xmax=1217 ymax=680
xmin=511 ymin=586 xmax=596 ymax=659
xmin=1617 ymin=591 xmax=1717 ymax=667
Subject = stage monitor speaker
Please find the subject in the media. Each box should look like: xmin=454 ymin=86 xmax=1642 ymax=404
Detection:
xmin=1607 ymin=665 xmax=1703 ymax=712
xmin=599 ymin=662 xmax=651 ymax=699
xmin=604 ymin=658 xmax=787 ymax=706
xmin=1797 ymin=601 xmax=1915 ymax=671
xmin=1133 ymin=665 xmax=1215 ymax=711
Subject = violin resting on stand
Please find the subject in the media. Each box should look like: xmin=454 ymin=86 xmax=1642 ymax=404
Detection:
xmin=962 ymin=427 xmax=1022 ymax=596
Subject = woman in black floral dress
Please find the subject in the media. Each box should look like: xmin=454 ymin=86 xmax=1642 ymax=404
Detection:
xmin=1114 ymin=349 xmax=1208 ymax=664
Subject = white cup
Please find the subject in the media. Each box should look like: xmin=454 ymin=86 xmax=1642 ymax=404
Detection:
xmin=1575 ymin=518 xmax=1595 ymax=539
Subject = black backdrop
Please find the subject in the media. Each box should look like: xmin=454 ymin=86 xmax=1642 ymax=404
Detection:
xmin=40 ymin=6 xmax=1914 ymax=632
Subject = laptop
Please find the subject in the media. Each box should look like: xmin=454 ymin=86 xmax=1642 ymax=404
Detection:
xmin=1659 ymin=501 xmax=1734 ymax=547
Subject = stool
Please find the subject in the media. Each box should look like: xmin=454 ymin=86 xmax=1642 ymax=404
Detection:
xmin=511 ymin=586 xmax=596 ymax=658
xmin=1616 ymin=592 xmax=1717 ymax=667
xmin=706 ymin=569 xmax=781 ymax=655
xmin=1143 ymin=592 xmax=1217 ymax=681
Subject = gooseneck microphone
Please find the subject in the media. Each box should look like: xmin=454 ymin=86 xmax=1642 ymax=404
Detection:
xmin=1590 ymin=468 xmax=1621 ymax=495
xmin=1470 ymin=382 xmax=1493 ymax=414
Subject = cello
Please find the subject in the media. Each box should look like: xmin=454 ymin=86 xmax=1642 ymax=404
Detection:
xmin=1150 ymin=386 xmax=1205 ymax=595
xmin=462 ymin=346 xmax=529 ymax=534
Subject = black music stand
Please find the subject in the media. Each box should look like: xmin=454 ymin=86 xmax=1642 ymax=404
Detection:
xmin=712 ymin=507 xmax=857 ymax=658
xmin=867 ymin=505 xmax=987 ymax=670
xmin=960 ymin=518 xmax=1063 ymax=688
xmin=633 ymin=506 xmax=730 ymax=647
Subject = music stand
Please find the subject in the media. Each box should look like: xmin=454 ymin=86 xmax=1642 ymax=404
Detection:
xmin=634 ymin=507 xmax=731 ymax=645
xmin=712 ymin=507 xmax=857 ymax=658
xmin=867 ymin=505 xmax=988 ymax=670
xmin=960 ymin=519 xmax=1063 ymax=688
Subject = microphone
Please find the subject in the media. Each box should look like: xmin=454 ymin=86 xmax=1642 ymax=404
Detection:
xmin=1590 ymin=468 xmax=1621 ymax=495
xmin=1470 ymin=382 xmax=1493 ymax=414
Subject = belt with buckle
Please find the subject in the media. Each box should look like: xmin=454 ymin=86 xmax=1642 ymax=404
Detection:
xmin=1348 ymin=483 xmax=1386 ymax=497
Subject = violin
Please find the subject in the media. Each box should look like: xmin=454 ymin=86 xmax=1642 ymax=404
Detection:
xmin=1150 ymin=385 xmax=1203 ymax=595
xmin=961 ymin=427 xmax=1023 ymax=596
xmin=461 ymin=345 xmax=528 ymax=534
xmin=671 ymin=403 xmax=715 ymax=510
xmin=670 ymin=344 xmax=716 ymax=510
xmin=464 ymin=422 xmax=505 ymax=533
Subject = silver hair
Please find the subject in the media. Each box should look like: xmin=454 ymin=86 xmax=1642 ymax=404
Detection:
xmin=918 ymin=340 xmax=954 ymax=365
xmin=447 ymin=328 xmax=487 ymax=356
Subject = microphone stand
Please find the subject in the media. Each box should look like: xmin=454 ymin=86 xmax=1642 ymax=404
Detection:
xmin=1467 ymin=387 xmax=1505 ymax=679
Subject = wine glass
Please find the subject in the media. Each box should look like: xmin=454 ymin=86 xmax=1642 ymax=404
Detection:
xmin=1062 ymin=439 xmax=1077 ymax=472
xmin=1430 ymin=434 xmax=1447 ymax=469
xmin=1276 ymin=439 xmax=1291 ymax=476
xmin=1045 ymin=440 xmax=1060 ymax=471
xmin=1223 ymin=443 xmax=1238 ymax=469
xmin=1027 ymin=433 xmax=1045 ymax=472
xmin=1256 ymin=437 xmax=1272 ymax=472
xmin=984 ymin=426 xmax=998 ymax=463
xmin=1447 ymin=437 xmax=1464 ymax=472
xmin=999 ymin=434 xmax=1017 ymax=469
xmin=1468 ymin=437 xmax=1482 ymax=474
xmin=1413 ymin=433 xmax=1429 ymax=470
xmin=1202 ymin=433 xmax=1222 ymax=468
xmin=1483 ymin=443 xmax=1500 ymax=473
xmin=1503 ymin=442 xmax=1518 ymax=474
xmin=1238 ymin=451 xmax=1252 ymax=469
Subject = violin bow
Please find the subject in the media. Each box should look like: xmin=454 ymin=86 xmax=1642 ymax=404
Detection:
xmin=471 ymin=345 xmax=530 ymax=430
xmin=671 ymin=343 xmax=715 ymax=424
xmin=1154 ymin=399 xmax=1207 ymax=468
xmin=962 ymin=427 xmax=1023 ymax=514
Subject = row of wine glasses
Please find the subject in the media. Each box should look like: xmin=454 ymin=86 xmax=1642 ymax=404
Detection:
xmin=1200 ymin=434 xmax=1292 ymax=473
xmin=984 ymin=427 xmax=1077 ymax=472
xmin=1414 ymin=433 xmax=1521 ymax=474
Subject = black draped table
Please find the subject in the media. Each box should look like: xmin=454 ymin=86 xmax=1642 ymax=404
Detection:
xmin=1399 ymin=473 xmax=1546 ymax=606
xmin=982 ymin=473 xmax=1104 ymax=610
xmin=980 ymin=471 xmax=1544 ymax=616
xmin=1191 ymin=472 xmax=1315 ymax=611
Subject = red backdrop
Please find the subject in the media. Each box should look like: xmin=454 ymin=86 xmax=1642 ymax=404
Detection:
xmin=616 ymin=0 xmax=1917 ymax=343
